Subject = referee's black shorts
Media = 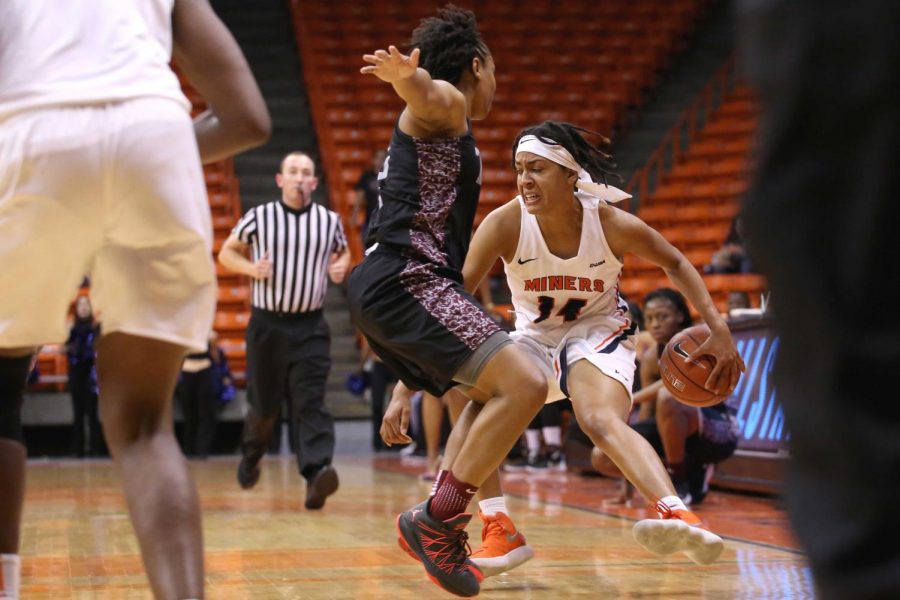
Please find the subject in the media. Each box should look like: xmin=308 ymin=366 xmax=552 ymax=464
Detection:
xmin=347 ymin=248 xmax=508 ymax=396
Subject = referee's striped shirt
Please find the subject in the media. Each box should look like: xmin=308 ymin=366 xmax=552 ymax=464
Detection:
xmin=232 ymin=201 xmax=348 ymax=313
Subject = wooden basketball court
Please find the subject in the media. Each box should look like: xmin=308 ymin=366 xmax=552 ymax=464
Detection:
xmin=19 ymin=432 xmax=812 ymax=599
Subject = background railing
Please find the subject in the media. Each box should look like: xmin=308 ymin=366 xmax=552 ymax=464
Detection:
xmin=625 ymin=53 xmax=739 ymax=210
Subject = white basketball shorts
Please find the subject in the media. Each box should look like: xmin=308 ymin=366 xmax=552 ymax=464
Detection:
xmin=512 ymin=323 xmax=637 ymax=403
xmin=0 ymin=98 xmax=215 ymax=351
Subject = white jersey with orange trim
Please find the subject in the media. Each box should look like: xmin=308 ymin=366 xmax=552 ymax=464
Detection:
xmin=504 ymin=195 xmax=637 ymax=399
xmin=505 ymin=194 xmax=632 ymax=347
xmin=0 ymin=0 xmax=189 ymax=122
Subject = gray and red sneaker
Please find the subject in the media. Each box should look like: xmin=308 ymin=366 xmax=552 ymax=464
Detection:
xmin=396 ymin=500 xmax=483 ymax=597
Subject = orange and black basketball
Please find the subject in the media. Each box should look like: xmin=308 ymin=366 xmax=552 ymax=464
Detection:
xmin=659 ymin=324 xmax=730 ymax=408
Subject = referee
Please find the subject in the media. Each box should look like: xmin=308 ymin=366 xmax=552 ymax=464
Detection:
xmin=218 ymin=150 xmax=349 ymax=509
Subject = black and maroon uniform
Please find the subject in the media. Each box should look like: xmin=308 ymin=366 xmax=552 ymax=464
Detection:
xmin=348 ymin=122 xmax=501 ymax=395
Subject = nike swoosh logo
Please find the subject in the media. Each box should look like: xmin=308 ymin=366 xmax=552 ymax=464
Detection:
xmin=672 ymin=342 xmax=691 ymax=360
xmin=465 ymin=488 xmax=478 ymax=494
xmin=589 ymin=260 xmax=606 ymax=268
xmin=673 ymin=342 xmax=707 ymax=370
xmin=517 ymin=257 xmax=538 ymax=265
xmin=506 ymin=532 xmax=521 ymax=543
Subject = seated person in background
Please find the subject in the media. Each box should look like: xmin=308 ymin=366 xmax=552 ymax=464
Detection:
xmin=351 ymin=148 xmax=387 ymax=242
xmin=593 ymin=288 xmax=739 ymax=506
xmin=725 ymin=290 xmax=755 ymax=320
xmin=704 ymin=217 xmax=754 ymax=274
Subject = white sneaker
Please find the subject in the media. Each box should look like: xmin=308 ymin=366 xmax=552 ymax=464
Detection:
xmin=633 ymin=502 xmax=724 ymax=565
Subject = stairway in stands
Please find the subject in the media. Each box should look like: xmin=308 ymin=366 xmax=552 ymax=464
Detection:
xmin=210 ymin=0 xmax=367 ymax=419
xmin=612 ymin=0 xmax=736 ymax=187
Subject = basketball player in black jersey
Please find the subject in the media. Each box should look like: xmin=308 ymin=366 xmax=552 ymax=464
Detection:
xmin=346 ymin=6 xmax=547 ymax=597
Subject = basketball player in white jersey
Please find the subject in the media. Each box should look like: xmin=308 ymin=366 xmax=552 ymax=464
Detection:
xmin=0 ymin=1 xmax=270 ymax=598
xmin=382 ymin=121 xmax=745 ymax=575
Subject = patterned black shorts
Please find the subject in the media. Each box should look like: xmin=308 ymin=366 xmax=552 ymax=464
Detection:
xmin=347 ymin=249 xmax=503 ymax=396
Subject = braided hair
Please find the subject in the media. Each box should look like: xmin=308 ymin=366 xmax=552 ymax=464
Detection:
xmin=512 ymin=121 xmax=620 ymax=186
xmin=409 ymin=4 xmax=489 ymax=86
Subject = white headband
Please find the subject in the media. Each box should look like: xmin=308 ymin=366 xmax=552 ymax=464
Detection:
xmin=515 ymin=135 xmax=631 ymax=204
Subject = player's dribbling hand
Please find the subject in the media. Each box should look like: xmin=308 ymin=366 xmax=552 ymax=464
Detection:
xmin=252 ymin=251 xmax=273 ymax=280
xmin=689 ymin=326 xmax=746 ymax=394
xmin=361 ymin=45 xmax=420 ymax=83
xmin=381 ymin=382 xmax=414 ymax=446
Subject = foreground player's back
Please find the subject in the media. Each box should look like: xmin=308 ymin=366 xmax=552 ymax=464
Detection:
xmin=0 ymin=0 xmax=188 ymax=121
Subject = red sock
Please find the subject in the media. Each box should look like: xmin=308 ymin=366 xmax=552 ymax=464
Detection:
xmin=429 ymin=470 xmax=477 ymax=521
xmin=429 ymin=469 xmax=448 ymax=498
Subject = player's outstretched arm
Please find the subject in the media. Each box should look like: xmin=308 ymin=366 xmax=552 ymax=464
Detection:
xmin=361 ymin=45 xmax=464 ymax=134
xmin=172 ymin=0 xmax=271 ymax=163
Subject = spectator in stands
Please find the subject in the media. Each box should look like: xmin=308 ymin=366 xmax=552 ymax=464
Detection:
xmin=704 ymin=217 xmax=754 ymax=274
xmin=351 ymin=148 xmax=387 ymax=243
xmin=218 ymin=150 xmax=350 ymax=509
xmin=0 ymin=1 xmax=270 ymax=597
xmin=726 ymin=290 xmax=751 ymax=316
xmin=176 ymin=331 xmax=227 ymax=459
xmin=65 ymin=295 xmax=102 ymax=457
xmin=739 ymin=2 xmax=900 ymax=597
xmin=593 ymin=289 xmax=738 ymax=506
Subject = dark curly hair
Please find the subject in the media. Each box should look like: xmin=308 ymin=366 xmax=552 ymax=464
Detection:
xmin=643 ymin=288 xmax=693 ymax=329
xmin=408 ymin=4 xmax=489 ymax=86
xmin=512 ymin=121 xmax=620 ymax=186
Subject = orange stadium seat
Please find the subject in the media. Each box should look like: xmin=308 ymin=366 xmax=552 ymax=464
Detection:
xmin=217 ymin=286 xmax=251 ymax=311
xmin=290 ymin=0 xmax=714 ymax=267
xmin=214 ymin=311 xmax=250 ymax=335
xmin=31 ymin=345 xmax=67 ymax=393
xmin=216 ymin=262 xmax=245 ymax=288
xmin=639 ymin=203 xmax=739 ymax=228
xmin=621 ymin=81 xmax=762 ymax=306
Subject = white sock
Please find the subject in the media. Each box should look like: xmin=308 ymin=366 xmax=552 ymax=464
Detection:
xmin=1 ymin=554 xmax=21 ymax=599
xmin=478 ymin=496 xmax=509 ymax=517
xmin=524 ymin=429 xmax=541 ymax=454
xmin=542 ymin=426 xmax=562 ymax=447
xmin=659 ymin=495 xmax=688 ymax=514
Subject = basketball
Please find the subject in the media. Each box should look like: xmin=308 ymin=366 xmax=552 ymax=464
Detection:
xmin=659 ymin=324 xmax=730 ymax=407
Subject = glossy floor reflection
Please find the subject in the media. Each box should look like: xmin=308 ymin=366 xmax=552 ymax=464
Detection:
xmin=20 ymin=448 xmax=812 ymax=598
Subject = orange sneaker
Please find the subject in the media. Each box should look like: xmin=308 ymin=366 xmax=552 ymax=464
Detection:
xmin=632 ymin=500 xmax=724 ymax=565
xmin=470 ymin=511 xmax=535 ymax=577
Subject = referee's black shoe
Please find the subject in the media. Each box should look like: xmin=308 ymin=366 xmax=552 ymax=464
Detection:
xmin=305 ymin=465 xmax=339 ymax=509
xmin=237 ymin=446 xmax=264 ymax=490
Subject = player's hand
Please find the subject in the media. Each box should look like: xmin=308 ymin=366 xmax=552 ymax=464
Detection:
xmin=328 ymin=251 xmax=348 ymax=284
xmin=381 ymin=382 xmax=415 ymax=446
xmin=361 ymin=45 xmax=420 ymax=83
xmin=251 ymin=251 xmax=273 ymax=280
xmin=689 ymin=326 xmax=746 ymax=394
